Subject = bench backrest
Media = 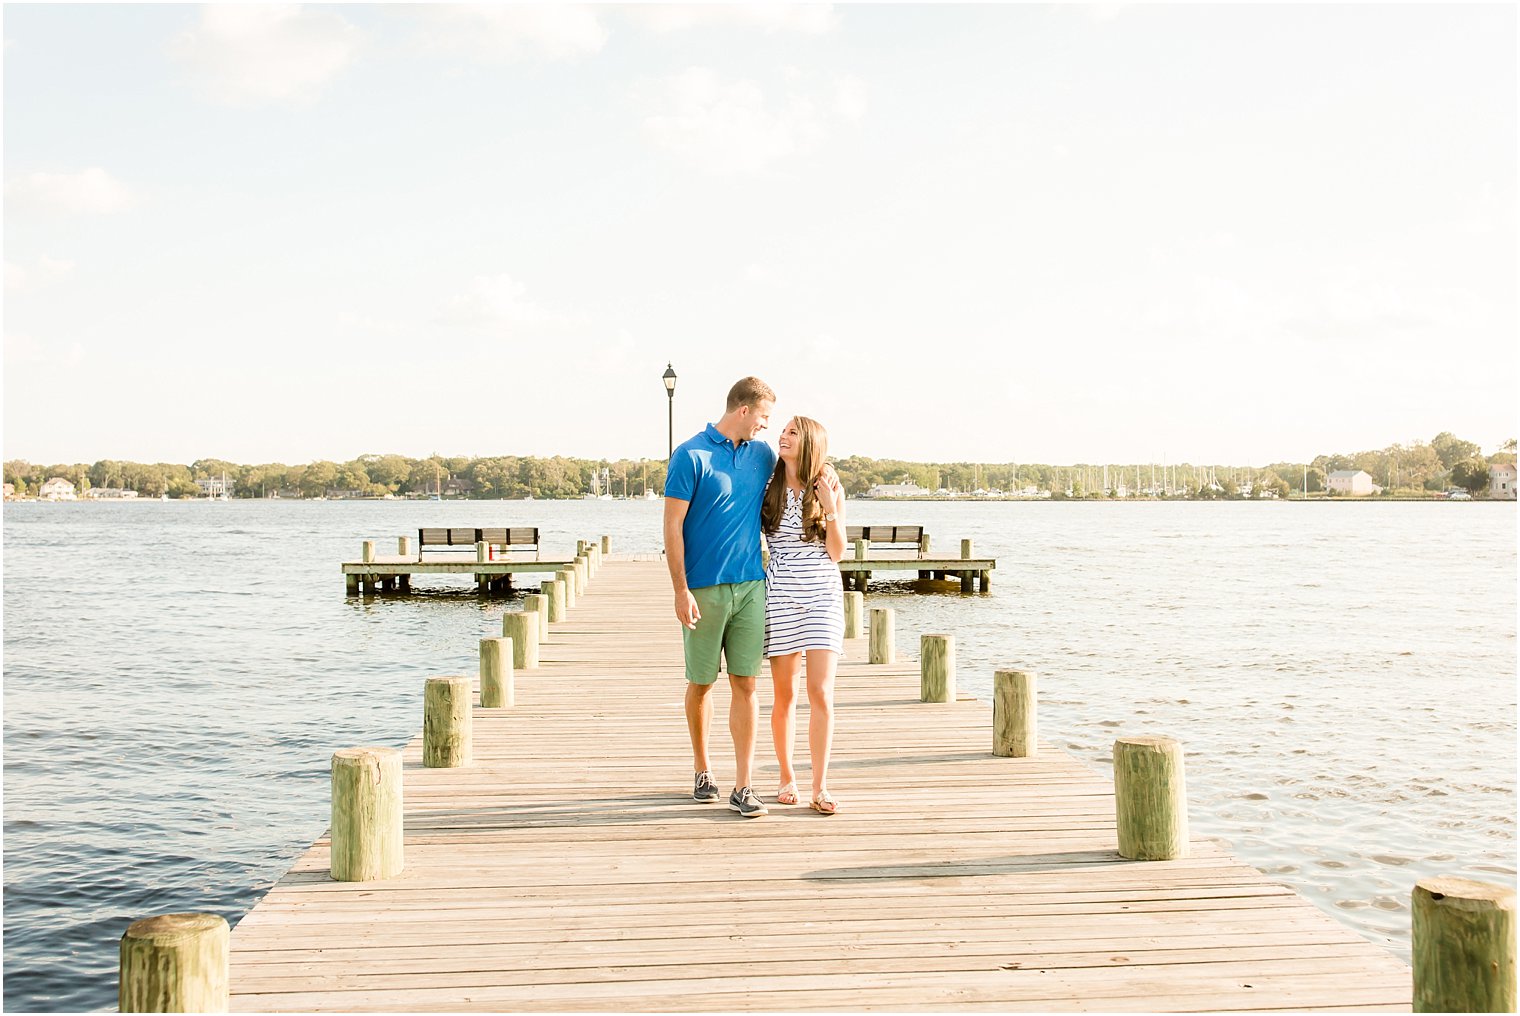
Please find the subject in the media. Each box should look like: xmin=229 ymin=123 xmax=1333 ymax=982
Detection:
xmin=845 ymin=525 xmax=925 ymax=545
xmin=479 ymin=527 xmax=539 ymax=547
xmin=417 ymin=527 xmax=539 ymax=549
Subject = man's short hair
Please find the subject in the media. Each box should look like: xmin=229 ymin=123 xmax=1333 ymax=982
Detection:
xmin=726 ymin=376 xmax=776 ymax=412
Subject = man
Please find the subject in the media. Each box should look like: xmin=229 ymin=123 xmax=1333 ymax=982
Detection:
xmin=663 ymin=376 xmax=777 ymax=818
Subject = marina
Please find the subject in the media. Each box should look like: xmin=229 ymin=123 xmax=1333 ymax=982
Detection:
xmin=136 ymin=552 xmax=1437 ymax=1011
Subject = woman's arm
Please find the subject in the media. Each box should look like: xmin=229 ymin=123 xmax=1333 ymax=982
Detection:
xmin=817 ymin=465 xmax=846 ymax=563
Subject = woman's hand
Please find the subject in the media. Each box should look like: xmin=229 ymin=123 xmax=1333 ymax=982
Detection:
xmin=813 ymin=465 xmax=842 ymax=515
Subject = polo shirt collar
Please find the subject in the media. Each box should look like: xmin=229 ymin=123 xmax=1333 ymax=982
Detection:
xmin=704 ymin=422 xmax=746 ymax=447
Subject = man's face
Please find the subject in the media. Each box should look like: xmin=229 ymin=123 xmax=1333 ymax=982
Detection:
xmin=742 ymin=399 xmax=774 ymax=440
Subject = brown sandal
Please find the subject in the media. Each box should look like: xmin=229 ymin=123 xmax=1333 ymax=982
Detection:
xmin=810 ymin=791 xmax=838 ymax=816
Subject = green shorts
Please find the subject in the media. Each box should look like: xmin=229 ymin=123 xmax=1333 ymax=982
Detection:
xmin=683 ymin=580 xmax=766 ymax=685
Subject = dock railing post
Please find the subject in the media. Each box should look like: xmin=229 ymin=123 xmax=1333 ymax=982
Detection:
xmin=601 ymin=535 xmax=611 ymax=555
xmin=502 ymin=610 xmax=540 ymax=669
xmin=919 ymin=533 xmax=931 ymax=557
xmin=868 ymin=608 xmax=895 ymax=664
xmin=843 ymin=590 xmax=864 ymax=639
xmin=423 ymin=676 xmax=472 ymax=768
xmin=920 ymin=634 xmax=955 ymax=702
xmin=329 ymin=746 xmax=403 ymax=881
xmin=1113 ymin=736 xmax=1189 ymax=861
xmin=573 ymin=556 xmax=588 ymax=596
xmin=993 ymin=669 xmax=1036 ymax=757
xmin=523 ymin=593 xmax=550 ymax=640
xmin=961 ymin=538 xmax=973 ymax=559
xmin=119 ymin=913 xmax=229 ymax=1013
xmin=479 ymin=638 xmax=514 ymax=708
xmin=398 ymin=536 xmax=412 ymax=558
xmin=362 ymin=540 xmax=375 ymax=563
xmin=546 ymin=576 xmax=567 ymax=621
xmin=559 ymin=567 xmax=577 ymax=609
xmin=1412 ymin=877 xmax=1515 ymax=1012
xmin=853 ymin=539 xmax=867 ymax=561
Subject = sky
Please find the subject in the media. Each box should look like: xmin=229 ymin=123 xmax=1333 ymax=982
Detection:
xmin=3 ymin=3 xmax=1515 ymax=467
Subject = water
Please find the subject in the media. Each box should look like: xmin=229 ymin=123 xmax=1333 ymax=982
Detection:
xmin=3 ymin=498 xmax=1514 ymax=1011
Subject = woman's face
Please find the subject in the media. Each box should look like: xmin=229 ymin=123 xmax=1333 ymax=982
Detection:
xmin=777 ymin=418 xmax=802 ymax=464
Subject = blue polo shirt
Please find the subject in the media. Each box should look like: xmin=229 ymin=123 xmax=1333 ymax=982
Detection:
xmin=666 ymin=423 xmax=777 ymax=590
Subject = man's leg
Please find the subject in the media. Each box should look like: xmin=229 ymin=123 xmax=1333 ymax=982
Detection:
xmin=682 ymin=585 xmax=728 ymax=800
xmin=724 ymin=580 xmax=769 ymax=794
xmin=685 ymin=680 xmax=715 ymax=773
xmin=728 ymin=674 xmax=759 ymax=790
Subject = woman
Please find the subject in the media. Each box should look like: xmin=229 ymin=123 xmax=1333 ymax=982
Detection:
xmin=761 ymin=416 xmax=846 ymax=815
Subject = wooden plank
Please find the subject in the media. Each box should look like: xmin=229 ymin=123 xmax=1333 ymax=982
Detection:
xmin=233 ymin=559 xmax=1409 ymax=1012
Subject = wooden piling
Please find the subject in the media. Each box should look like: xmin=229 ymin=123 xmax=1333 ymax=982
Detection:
xmin=1113 ymin=735 xmax=1189 ymax=861
xmin=920 ymin=634 xmax=955 ymax=703
xmin=961 ymin=538 xmax=973 ymax=559
xmin=362 ymin=540 xmax=375 ymax=564
xmin=854 ymin=539 xmax=868 ymax=561
xmin=423 ymin=676 xmax=472 ymax=768
xmin=573 ymin=557 xmax=588 ymax=596
xmin=546 ymin=577 xmax=567 ymax=621
xmin=960 ymin=571 xmax=975 ymax=594
xmin=918 ymin=533 xmax=931 ymax=556
xmin=479 ymin=638 xmax=514 ymax=708
xmin=345 ymin=574 xmax=359 ymax=595
xmin=560 ymin=567 xmax=578 ymax=609
xmin=119 ymin=912 xmax=229 ymax=1013
xmin=869 ymin=608 xmax=895 ymax=664
xmin=502 ymin=610 xmax=540 ymax=669
xmin=600 ymin=535 xmax=611 ymax=554
xmin=844 ymin=590 xmax=864 ymax=639
xmin=329 ymin=746 xmax=403 ymax=882
xmin=1412 ymin=877 xmax=1515 ymax=1012
xmin=993 ymin=669 xmax=1036 ymax=757
xmin=476 ymin=541 xmax=489 ymax=563
xmin=398 ymin=536 xmax=412 ymax=558
xmin=523 ymin=593 xmax=550 ymax=640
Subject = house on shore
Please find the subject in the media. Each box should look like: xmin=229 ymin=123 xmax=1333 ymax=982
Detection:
xmin=3 ymin=483 xmax=15 ymax=499
xmin=1327 ymin=469 xmax=1376 ymax=496
xmin=39 ymin=477 xmax=77 ymax=500
xmin=1490 ymin=463 xmax=1517 ymax=500
xmin=84 ymin=488 xmax=139 ymax=499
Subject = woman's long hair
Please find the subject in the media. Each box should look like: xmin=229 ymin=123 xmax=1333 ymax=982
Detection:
xmin=761 ymin=416 xmax=829 ymax=543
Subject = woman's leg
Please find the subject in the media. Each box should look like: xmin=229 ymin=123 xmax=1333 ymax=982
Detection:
xmin=769 ymin=653 xmax=801 ymax=796
xmin=804 ymin=649 xmax=838 ymax=799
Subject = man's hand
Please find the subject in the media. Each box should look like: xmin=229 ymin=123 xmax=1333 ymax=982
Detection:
xmin=675 ymin=589 xmax=701 ymax=630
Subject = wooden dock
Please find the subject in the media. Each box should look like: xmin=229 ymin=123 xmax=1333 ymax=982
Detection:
xmin=236 ymin=557 xmax=1411 ymax=1011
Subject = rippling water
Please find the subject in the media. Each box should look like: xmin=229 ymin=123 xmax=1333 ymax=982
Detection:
xmin=3 ymin=499 xmax=1514 ymax=1011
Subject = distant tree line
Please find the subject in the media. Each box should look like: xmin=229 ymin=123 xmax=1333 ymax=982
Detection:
xmin=4 ymin=432 xmax=1513 ymax=500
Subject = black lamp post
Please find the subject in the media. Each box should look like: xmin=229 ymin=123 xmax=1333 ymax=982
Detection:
xmin=662 ymin=363 xmax=677 ymax=460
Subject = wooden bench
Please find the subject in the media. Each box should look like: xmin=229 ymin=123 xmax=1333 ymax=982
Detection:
xmin=417 ymin=527 xmax=540 ymax=560
xmin=480 ymin=527 xmax=540 ymax=560
xmin=845 ymin=525 xmax=929 ymax=558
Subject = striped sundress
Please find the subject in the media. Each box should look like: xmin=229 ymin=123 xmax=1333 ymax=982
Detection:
xmin=764 ymin=487 xmax=845 ymax=656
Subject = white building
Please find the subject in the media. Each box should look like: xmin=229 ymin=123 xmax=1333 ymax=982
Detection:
xmin=1490 ymin=463 xmax=1517 ymax=501
xmin=39 ymin=477 xmax=77 ymax=500
xmin=864 ymin=482 xmax=930 ymax=498
xmin=1327 ymin=469 xmax=1376 ymax=496
xmin=84 ymin=488 xmax=139 ymax=499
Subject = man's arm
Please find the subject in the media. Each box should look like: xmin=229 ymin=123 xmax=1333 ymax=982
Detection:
xmin=663 ymin=495 xmax=700 ymax=629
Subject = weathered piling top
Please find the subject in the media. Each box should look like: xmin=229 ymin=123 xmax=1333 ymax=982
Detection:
xmin=230 ymin=558 xmax=1410 ymax=1011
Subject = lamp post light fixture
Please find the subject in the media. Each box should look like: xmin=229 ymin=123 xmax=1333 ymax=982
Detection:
xmin=662 ymin=363 xmax=677 ymax=461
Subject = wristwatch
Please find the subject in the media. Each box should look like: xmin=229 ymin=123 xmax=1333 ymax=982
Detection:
xmin=822 ymin=512 xmax=838 ymax=522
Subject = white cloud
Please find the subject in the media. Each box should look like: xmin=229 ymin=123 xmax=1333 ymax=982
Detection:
xmin=5 ymin=168 xmax=134 ymax=214
xmin=168 ymin=5 xmax=361 ymax=105
xmin=632 ymin=67 xmax=864 ymax=174
xmin=5 ymin=255 xmax=76 ymax=291
xmin=440 ymin=274 xmax=573 ymax=331
xmin=3 ymin=332 xmax=84 ymax=369
xmin=410 ymin=5 xmax=606 ymax=61
xmin=625 ymin=5 xmax=838 ymax=36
